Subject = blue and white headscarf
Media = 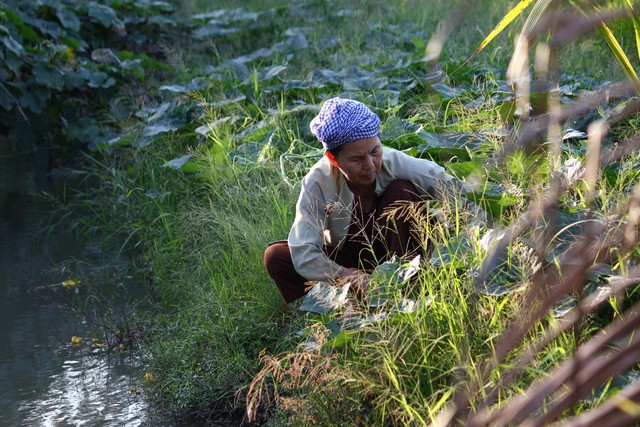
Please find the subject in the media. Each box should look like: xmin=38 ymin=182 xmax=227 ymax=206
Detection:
xmin=310 ymin=97 xmax=380 ymax=151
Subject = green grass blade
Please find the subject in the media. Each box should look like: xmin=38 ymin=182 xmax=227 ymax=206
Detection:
xmin=455 ymin=0 xmax=535 ymax=72
xmin=624 ymin=0 xmax=640 ymax=61
xmin=597 ymin=20 xmax=640 ymax=94
xmin=473 ymin=0 xmax=535 ymax=57
xmin=572 ymin=1 xmax=640 ymax=94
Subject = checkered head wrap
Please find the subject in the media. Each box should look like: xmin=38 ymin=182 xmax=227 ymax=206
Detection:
xmin=310 ymin=97 xmax=380 ymax=151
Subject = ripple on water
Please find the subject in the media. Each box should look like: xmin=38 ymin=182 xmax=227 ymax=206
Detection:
xmin=18 ymin=346 xmax=148 ymax=427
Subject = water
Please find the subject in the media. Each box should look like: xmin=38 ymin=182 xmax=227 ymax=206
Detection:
xmin=0 ymin=146 xmax=148 ymax=426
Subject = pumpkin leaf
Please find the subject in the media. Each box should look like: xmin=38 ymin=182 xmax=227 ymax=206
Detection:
xmin=299 ymin=282 xmax=350 ymax=315
xmin=55 ymin=6 xmax=81 ymax=32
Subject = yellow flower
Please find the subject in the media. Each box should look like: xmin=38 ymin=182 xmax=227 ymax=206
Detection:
xmin=62 ymin=279 xmax=79 ymax=288
xmin=144 ymin=372 xmax=155 ymax=382
xmin=65 ymin=46 xmax=76 ymax=66
xmin=71 ymin=336 xmax=83 ymax=345
xmin=129 ymin=386 xmax=137 ymax=394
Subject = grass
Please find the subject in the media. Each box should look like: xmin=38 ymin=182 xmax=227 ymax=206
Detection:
xmin=61 ymin=0 xmax=640 ymax=424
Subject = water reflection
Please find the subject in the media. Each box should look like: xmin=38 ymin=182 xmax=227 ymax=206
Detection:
xmin=0 ymin=147 xmax=148 ymax=426
xmin=19 ymin=347 xmax=146 ymax=426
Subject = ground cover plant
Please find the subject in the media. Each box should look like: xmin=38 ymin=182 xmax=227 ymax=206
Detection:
xmin=30 ymin=0 xmax=640 ymax=425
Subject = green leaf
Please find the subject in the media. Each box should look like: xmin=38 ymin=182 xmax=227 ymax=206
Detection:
xmin=1 ymin=35 xmax=24 ymax=57
xmin=0 ymin=7 xmax=39 ymax=43
xmin=81 ymin=70 xmax=116 ymax=88
xmin=120 ymin=59 xmax=145 ymax=80
xmin=143 ymin=115 xmax=187 ymax=137
xmin=17 ymin=83 xmax=50 ymax=113
xmin=66 ymin=116 xmax=103 ymax=144
xmin=416 ymin=131 xmax=485 ymax=160
xmin=64 ymin=70 xmax=86 ymax=89
xmin=162 ymin=154 xmax=194 ymax=170
xmin=430 ymin=235 xmax=473 ymax=268
xmin=229 ymin=142 xmax=270 ymax=165
xmin=380 ymin=117 xmax=421 ymax=142
xmin=88 ymin=3 xmax=119 ymax=28
xmin=33 ymin=62 xmax=65 ymax=90
xmin=625 ymin=0 xmax=640 ymax=61
xmin=445 ymin=161 xmax=485 ymax=179
xmin=299 ymin=282 xmax=350 ymax=314
xmin=0 ymin=83 xmax=16 ymax=110
xmin=55 ymin=6 xmax=81 ymax=32
xmin=159 ymin=78 xmax=208 ymax=93
xmin=431 ymin=83 xmax=466 ymax=100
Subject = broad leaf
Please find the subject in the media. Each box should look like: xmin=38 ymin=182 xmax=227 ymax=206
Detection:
xmin=55 ymin=6 xmax=81 ymax=32
xmin=299 ymin=282 xmax=350 ymax=314
xmin=17 ymin=83 xmax=50 ymax=113
xmin=430 ymin=235 xmax=473 ymax=269
xmin=367 ymin=255 xmax=421 ymax=307
xmin=162 ymin=154 xmax=193 ymax=170
xmin=416 ymin=131 xmax=486 ymax=160
xmin=1 ymin=35 xmax=24 ymax=57
xmin=88 ymin=3 xmax=119 ymax=28
xmin=32 ymin=62 xmax=65 ymax=90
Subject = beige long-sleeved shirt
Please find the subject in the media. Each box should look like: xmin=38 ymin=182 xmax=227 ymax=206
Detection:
xmin=288 ymin=146 xmax=474 ymax=282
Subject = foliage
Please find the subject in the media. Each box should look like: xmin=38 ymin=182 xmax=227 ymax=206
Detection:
xmin=0 ymin=0 xmax=175 ymax=152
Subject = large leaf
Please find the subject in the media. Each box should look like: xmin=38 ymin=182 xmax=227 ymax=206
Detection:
xmin=88 ymin=3 xmax=119 ymax=28
xmin=0 ymin=82 xmax=16 ymax=110
xmin=143 ymin=115 xmax=187 ymax=136
xmin=16 ymin=82 xmax=50 ymax=113
xmin=32 ymin=62 xmax=65 ymax=90
xmin=367 ymin=255 xmax=421 ymax=307
xmin=430 ymin=235 xmax=473 ymax=269
xmin=55 ymin=6 xmax=81 ymax=32
xmin=416 ymin=131 xmax=486 ymax=160
xmin=80 ymin=69 xmax=116 ymax=88
xmin=162 ymin=154 xmax=194 ymax=170
xmin=299 ymin=282 xmax=350 ymax=315
xmin=475 ymin=229 xmax=542 ymax=296
xmin=1 ymin=35 xmax=24 ymax=57
xmin=380 ymin=117 xmax=421 ymax=145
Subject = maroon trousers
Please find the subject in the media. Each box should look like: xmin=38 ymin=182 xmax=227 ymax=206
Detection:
xmin=264 ymin=180 xmax=427 ymax=303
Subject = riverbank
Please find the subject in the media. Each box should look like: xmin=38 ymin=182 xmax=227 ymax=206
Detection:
xmin=53 ymin=0 xmax=640 ymax=425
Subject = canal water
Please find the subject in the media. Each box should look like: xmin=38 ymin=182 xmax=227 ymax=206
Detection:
xmin=0 ymin=145 xmax=148 ymax=426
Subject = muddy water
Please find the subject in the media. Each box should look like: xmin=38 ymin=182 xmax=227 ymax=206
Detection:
xmin=0 ymin=147 xmax=148 ymax=426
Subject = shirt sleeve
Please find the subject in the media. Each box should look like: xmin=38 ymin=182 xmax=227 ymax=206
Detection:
xmin=287 ymin=173 xmax=347 ymax=282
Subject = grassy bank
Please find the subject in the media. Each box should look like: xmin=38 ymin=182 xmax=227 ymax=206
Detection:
xmin=73 ymin=0 xmax=640 ymax=424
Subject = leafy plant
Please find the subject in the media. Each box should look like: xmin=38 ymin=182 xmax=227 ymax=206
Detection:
xmin=0 ymin=0 xmax=175 ymax=151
